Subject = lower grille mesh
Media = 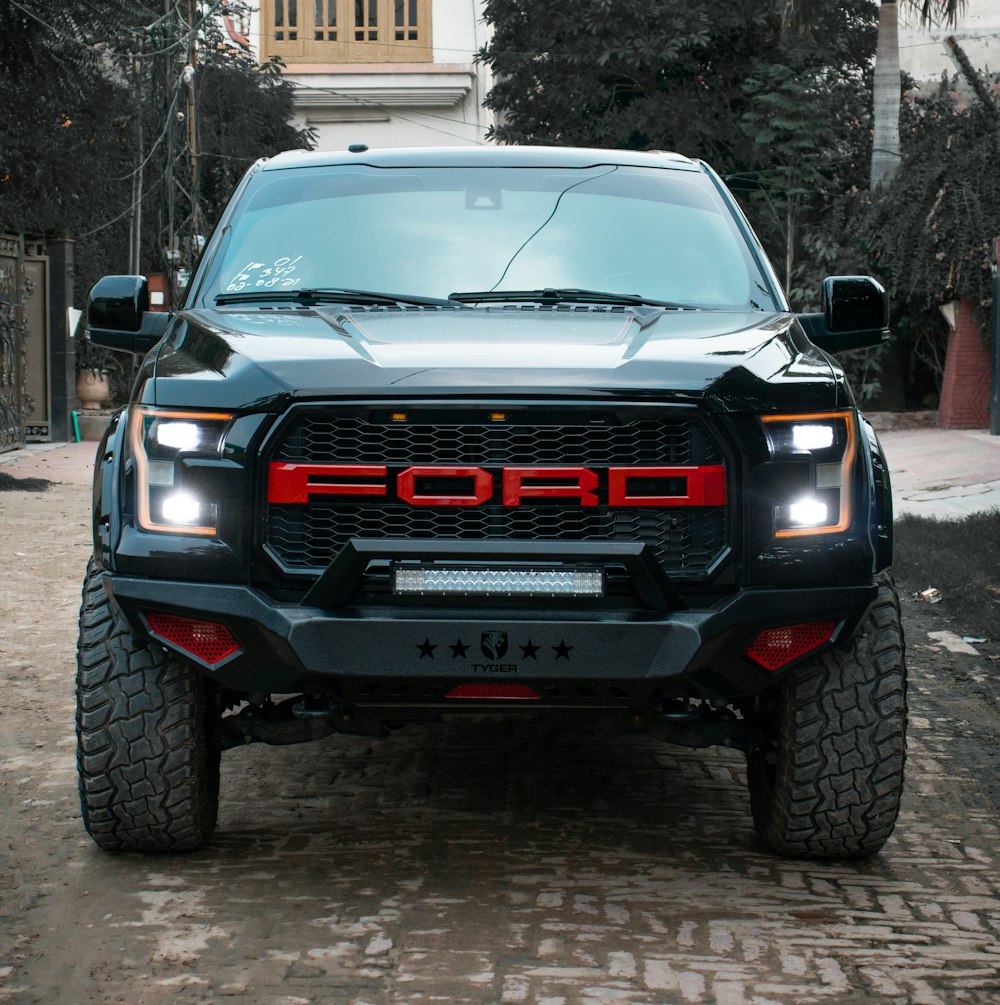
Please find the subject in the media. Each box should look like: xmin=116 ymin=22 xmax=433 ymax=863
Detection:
xmin=266 ymin=504 xmax=726 ymax=575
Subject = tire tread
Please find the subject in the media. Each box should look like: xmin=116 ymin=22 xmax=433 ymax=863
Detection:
xmin=748 ymin=572 xmax=907 ymax=859
xmin=75 ymin=559 xmax=219 ymax=852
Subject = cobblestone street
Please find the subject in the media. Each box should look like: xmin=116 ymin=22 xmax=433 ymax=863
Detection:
xmin=3 ymin=476 xmax=1000 ymax=1005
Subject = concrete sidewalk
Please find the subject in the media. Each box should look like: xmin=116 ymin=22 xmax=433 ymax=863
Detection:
xmin=877 ymin=427 xmax=1000 ymax=519
xmin=2 ymin=426 xmax=1000 ymax=519
xmin=0 ymin=440 xmax=95 ymax=487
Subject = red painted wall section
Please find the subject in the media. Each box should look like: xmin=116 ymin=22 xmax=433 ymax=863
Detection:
xmin=939 ymin=299 xmax=992 ymax=429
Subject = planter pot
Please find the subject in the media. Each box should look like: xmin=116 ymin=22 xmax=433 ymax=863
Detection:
xmin=76 ymin=369 xmax=110 ymax=410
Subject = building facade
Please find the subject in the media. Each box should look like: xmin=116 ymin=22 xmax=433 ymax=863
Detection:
xmin=237 ymin=0 xmax=494 ymax=150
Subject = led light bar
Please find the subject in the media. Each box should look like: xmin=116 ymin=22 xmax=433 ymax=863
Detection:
xmin=393 ymin=566 xmax=604 ymax=597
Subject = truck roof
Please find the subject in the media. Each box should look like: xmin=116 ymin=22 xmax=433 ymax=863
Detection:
xmin=260 ymin=145 xmax=700 ymax=172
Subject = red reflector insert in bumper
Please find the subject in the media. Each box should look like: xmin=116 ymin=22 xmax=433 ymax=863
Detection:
xmin=146 ymin=611 xmax=240 ymax=665
xmin=746 ymin=619 xmax=836 ymax=672
xmin=445 ymin=683 xmax=541 ymax=701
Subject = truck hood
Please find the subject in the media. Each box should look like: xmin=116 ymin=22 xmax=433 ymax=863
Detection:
xmin=149 ymin=305 xmax=842 ymax=412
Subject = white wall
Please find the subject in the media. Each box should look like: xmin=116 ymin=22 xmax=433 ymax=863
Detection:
xmin=899 ymin=0 xmax=1000 ymax=82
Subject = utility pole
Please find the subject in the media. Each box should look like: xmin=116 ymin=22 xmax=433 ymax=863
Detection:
xmin=185 ymin=0 xmax=200 ymax=237
xmin=130 ymin=54 xmax=144 ymax=276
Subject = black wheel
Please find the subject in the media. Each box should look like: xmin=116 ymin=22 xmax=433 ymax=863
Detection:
xmin=746 ymin=573 xmax=907 ymax=859
xmin=76 ymin=559 xmax=220 ymax=852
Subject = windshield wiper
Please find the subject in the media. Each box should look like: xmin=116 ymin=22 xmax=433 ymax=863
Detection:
xmin=448 ymin=288 xmax=708 ymax=309
xmin=214 ymin=287 xmax=455 ymax=307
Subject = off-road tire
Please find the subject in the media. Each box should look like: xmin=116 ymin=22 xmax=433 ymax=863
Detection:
xmin=746 ymin=572 xmax=907 ymax=859
xmin=76 ymin=559 xmax=220 ymax=852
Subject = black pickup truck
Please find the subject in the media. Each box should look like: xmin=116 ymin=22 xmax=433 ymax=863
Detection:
xmin=78 ymin=145 xmax=904 ymax=859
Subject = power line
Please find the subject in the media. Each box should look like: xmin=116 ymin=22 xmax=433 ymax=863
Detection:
xmin=78 ymin=165 xmax=165 ymax=238
xmin=112 ymin=86 xmax=183 ymax=183
xmin=4 ymin=0 xmax=225 ymax=60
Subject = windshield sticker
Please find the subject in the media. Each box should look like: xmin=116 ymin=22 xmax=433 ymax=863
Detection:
xmin=225 ymin=256 xmax=303 ymax=292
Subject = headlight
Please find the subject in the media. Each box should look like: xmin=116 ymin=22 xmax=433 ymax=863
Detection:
xmin=761 ymin=410 xmax=856 ymax=537
xmin=129 ymin=406 xmax=234 ymax=534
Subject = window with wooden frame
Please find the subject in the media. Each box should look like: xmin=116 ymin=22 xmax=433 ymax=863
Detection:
xmin=263 ymin=0 xmax=431 ymax=62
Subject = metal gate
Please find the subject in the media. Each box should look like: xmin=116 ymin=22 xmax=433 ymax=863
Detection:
xmin=0 ymin=234 xmax=50 ymax=452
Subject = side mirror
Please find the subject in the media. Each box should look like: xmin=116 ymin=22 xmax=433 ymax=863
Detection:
xmin=798 ymin=276 xmax=890 ymax=353
xmin=87 ymin=275 xmax=170 ymax=354
xmin=824 ymin=276 xmax=888 ymax=334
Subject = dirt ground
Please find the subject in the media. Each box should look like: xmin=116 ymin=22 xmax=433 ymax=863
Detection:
xmin=3 ymin=478 xmax=1000 ymax=1005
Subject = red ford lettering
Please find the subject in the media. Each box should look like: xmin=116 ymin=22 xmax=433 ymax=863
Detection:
xmin=267 ymin=463 xmax=387 ymax=504
xmin=267 ymin=463 xmax=727 ymax=507
xmin=607 ymin=465 xmax=727 ymax=507
xmin=502 ymin=467 xmax=599 ymax=507
xmin=397 ymin=466 xmax=493 ymax=507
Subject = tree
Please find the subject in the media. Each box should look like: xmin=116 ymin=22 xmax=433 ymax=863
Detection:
xmin=782 ymin=1 xmax=966 ymax=188
xmin=0 ymin=1 xmax=312 ymax=290
xmin=97 ymin=2 xmax=312 ymax=295
xmin=739 ymin=61 xmax=871 ymax=291
xmin=0 ymin=0 xmax=312 ymax=402
xmin=0 ymin=1 xmax=135 ymax=238
xmin=477 ymin=1 xmax=878 ymax=298
xmin=864 ymin=84 xmax=1000 ymax=309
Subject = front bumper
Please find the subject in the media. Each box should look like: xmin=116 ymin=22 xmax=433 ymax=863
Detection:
xmin=103 ymin=571 xmax=877 ymax=702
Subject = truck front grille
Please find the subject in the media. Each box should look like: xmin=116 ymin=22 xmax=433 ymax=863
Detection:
xmin=263 ymin=407 xmax=728 ymax=578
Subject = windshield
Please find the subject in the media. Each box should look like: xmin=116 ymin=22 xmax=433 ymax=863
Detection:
xmin=200 ymin=164 xmax=778 ymax=311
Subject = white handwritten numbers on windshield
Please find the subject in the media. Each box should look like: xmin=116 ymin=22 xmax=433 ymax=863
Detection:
xmin=225 ymin=256 xmax=303 ymax=293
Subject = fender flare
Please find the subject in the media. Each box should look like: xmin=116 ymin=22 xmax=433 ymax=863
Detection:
xmin=91 ymin=407 xmax=129 ymax=571
xmin=858 ymin=415 xmax=893 ymax=572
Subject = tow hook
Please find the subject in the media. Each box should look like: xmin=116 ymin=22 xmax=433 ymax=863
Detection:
xmin=293 ymin=695 xmax=340 ymax=719
xmin=218 ymin=696 xmax=336 ymax=750
xmin=647 ymin=702 xmax=760 ymax=753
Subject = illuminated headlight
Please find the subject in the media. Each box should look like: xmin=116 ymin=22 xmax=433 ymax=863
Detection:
xmin=129 ymin=406 xmax=233 ymax=535
xmin=156 ymin=421 xmax=205 ymax=451
xmin=762 ymin=410 xmax=856 ymax=537
xmin=791 ymin=423 xmax=834 ymax=451
xmin=160 ymin=491 xmax=206 ymax=526
xmin=785 ymin=497 xmax=830 ymax=528
xmin=393 ymin=566 xmax=604 ymax=597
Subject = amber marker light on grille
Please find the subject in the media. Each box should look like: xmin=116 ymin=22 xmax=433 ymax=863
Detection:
xmin=489 ymin=412 xmax=507 ymax=421
xmin=391 ymin=412 xmax=408 ymax=421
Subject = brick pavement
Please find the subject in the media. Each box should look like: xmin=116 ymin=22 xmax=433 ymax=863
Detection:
xmin=3 ymin=438 xmax=1000 ymax=1004
xmin=6 ymin=666 xmax=1000 ymax=1004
